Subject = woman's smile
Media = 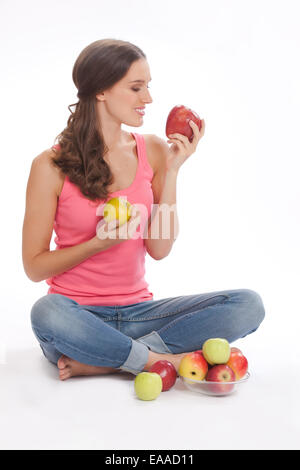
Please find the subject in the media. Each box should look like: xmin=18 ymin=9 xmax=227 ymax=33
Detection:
xmin=135 ymin=107 xmax=145 ymax=116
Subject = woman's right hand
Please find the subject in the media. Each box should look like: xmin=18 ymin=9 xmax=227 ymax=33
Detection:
xmin=94 ymin=205 xmax=142 ymax=249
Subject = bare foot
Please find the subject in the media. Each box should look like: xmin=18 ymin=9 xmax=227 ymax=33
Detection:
xmin=57 ymin=355 xmax=120 ymax=381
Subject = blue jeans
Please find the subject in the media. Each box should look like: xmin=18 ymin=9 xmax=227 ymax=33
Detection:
xmin=30 ymin=289 xmax=265 ymax=375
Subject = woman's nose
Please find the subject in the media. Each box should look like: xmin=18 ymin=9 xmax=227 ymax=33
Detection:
xmin=144 ymin=89 xmax=153 ymax=103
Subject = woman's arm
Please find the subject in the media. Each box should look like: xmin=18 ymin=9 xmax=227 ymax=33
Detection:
xmin=145 ymin=120 xmax=205 ymax=260
xmin=22 ymin=151 xmax=123 ymax=282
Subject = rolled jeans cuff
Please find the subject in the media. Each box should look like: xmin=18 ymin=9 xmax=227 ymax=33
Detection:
xmin=136 ymin=330 xmax=172 ymax=354
xmin=119 ymin=339 xmax=150 ymax=375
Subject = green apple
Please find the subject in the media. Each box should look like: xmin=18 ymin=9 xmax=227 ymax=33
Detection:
xmin=134 ymin=372 xmax=163 ymax=401
xmin=202 ymin=338 xmax=230 ymax=365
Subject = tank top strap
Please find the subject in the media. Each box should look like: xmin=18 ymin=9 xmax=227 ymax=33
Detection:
xmin=132 ymin=133 xmax=154 ymax=180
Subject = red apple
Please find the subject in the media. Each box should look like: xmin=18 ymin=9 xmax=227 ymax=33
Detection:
xmin=166 ymin=105 xmax=202 ymax=143
xmin=226 ymin=348 xmax=248 ymax=380
xmin=149 ymin=360 xmax=177 ymax=391
xmin=206 ymin=364 xmax=236 ymax=394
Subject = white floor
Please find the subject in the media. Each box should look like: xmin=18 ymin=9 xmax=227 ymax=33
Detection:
xmin=1 ymin=308 xmax=299 ymax=450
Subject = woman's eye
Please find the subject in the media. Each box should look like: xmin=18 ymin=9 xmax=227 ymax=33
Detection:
xmin=132 ymin=86 xmax=150 ymax=92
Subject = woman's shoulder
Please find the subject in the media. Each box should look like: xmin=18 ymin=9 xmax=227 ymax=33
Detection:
xmin=31 ymin=148 xmax=65 ymax=197
xmin=143 ymin=133 xmax=169 ymax=175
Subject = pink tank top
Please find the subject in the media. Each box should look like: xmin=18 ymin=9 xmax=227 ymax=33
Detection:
xmin=46 ymin=133 xmax=154 ymax=306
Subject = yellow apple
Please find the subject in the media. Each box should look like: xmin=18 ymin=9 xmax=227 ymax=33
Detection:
xmin=103 ymin=197 xmax=132 ymax=226
xmin=178 ymin=352 xmax=208 ymax=381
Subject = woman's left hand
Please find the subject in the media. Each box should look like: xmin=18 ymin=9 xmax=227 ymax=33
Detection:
xmin=166 ymin=119 xmax=205 ymax=172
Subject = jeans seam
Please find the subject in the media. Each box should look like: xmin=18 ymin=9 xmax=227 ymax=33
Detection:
xmin=117 ymin=308 xmax=122 ymax=331
xmin=122 ymin=294 xmax=230 ymax=322
xmin=86 ymin=305 xmax=118 ymax=322
xmin=157 ymin=295 xmax=229 ymax=334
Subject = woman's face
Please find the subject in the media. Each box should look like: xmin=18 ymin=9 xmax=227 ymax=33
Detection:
xmin=96 ymin=59 xmax=153 ymax=127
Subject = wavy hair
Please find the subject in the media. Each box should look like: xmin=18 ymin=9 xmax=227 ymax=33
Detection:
xmin=51 ymin=39 xmax=146 ymax=201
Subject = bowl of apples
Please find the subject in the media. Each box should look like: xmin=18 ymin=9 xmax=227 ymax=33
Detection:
xmin=178 ymin=339 xmax=250 ymax=397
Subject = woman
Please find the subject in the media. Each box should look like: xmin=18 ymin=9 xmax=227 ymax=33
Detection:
xmin=22 ymin=39 xmax=265 ymax=381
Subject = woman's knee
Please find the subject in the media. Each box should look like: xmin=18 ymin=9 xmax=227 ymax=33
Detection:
xmin=30 ymin=294 xmax=74 ymax=332
xmin=238 ymin=289 xmax=265 ymax=331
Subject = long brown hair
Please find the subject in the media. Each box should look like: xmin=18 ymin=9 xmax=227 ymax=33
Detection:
xmin=51 ymin=39 xmax=146 ymax=201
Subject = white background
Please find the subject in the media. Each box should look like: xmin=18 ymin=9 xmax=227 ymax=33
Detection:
xmin=1 ymin=0 xmax=299 ymax=450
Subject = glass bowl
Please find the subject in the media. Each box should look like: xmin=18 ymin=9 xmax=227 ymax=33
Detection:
xmin=179 ymin=372 xmax=250 ymax=396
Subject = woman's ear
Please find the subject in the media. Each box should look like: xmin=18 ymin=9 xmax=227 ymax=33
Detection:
xmin=96 ymin=92 xmax=105 ymax=102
